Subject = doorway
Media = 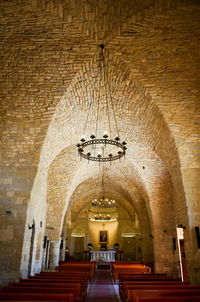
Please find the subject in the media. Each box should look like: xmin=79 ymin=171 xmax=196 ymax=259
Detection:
xmin=74 ymin=237 xmax=84 ymax=261
xmin=122 ymin=237 xmax=136 ymax=261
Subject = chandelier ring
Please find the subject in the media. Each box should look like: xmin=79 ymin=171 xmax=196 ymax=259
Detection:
xmin=77 ymin=138 xmax=127 ymax=162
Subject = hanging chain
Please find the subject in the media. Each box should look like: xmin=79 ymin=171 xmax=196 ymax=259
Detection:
xmin=95 ymin=49 xmax=102 ymax=138
xmin=105 ymin=59 xmax=120 ymax=138
xmin=77 ymin=44 xmax=126 ymax=164
xmin=83 ymin=45 xmax=119 ymax=138
xmin=82 ymin=87 xmax=93 ymax=136
xmin=101 ymin=163 xmax=105 ymax=199
xmin=102 ymin=48 xmax=112 ymax=137
xmin=94 ymin=164 xmax=100 ymax=202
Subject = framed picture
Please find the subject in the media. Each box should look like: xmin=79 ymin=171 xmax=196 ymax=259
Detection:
xmin=99 ymin=230 xmax=108 ymax=243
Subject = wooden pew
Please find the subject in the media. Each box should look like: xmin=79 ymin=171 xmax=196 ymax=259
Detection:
xmin=112 ymin=264 xmax=150 ymax=281
xmin=119 ymin=274 xmax=176 ymax=281
xmin=2 ymin=263 xmax=92 ymax=301
xmin=22 ymin=276 xmax=86 ymax=285
xmin=134 ymin=297 xmax=200 ymax=302
xmin=0 ymin=292 xmax=73 ymax=301
xmin=26 ymin=276 xmax=87 ymax=290
xmin=28 ymin=274 xmax=88 ymax=282
xmin=127 ymin=289 xmax=200 ymax=302
xmin=37 ymin=272 xmax=89 ymax=277
xmin=0 ymin=300 xmax=61 ymax=302
xmin=33 ymin=272 xmax=89 ymax=285
xmin=9 ymin=282 xmax=81 ymax=290
xmin=118 ymin=274 xmax=180 ymax=284
xmin=1 ymin=286 xmax=81 ymax=302
xmin=119 ymin=277 xmax=186 ymax=298
xmin=118 ymin=274 xmax=182 ymax=287
xmin=122 ymin=284 xmax=200 ymax=302
xmin=56 ymin=263 xmax=94 ymax=280
xmin=19 ymin=278 xmax=87 ymax=297
xmin=9 ymin=282 xmax=83 ymax=300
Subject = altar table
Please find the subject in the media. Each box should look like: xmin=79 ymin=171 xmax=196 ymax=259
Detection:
xmin=89 ymin=251 xmax=116 ymax=261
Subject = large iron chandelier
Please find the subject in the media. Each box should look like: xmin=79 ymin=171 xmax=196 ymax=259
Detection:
xmin=77 ymin=44 xmax=127 ymax=163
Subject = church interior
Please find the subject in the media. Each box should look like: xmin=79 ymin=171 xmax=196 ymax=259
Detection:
xmin=0 ymin=0 xmax=200 ymax=297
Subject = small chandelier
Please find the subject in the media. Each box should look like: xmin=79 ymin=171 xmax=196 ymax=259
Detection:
xmin=94 ymin=214 xmax=111 ymax=221
xmin=91 ymin=164 xmax=115 ymax=208
xmin=92 ymin=198 xmax=115 ymax=208
xmin=77 ymin=44 xmax=127 ymax=163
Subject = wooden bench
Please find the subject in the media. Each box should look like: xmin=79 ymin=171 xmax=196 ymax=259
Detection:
xmin=0 ymin=300 xmax=61 ymax=302
xmin=127 ymin=289 xmax=200 ymax=302
xmin=31 ymin=272 xmax=89 ymax=281
xmin=119 ymin=274 xmax=175 ymax=281
xmin=1 ymin=287 xmax=81 ymax=302
xmin=118 ymin=274 xmax=182 ymax=287
xmin=22 ymin=276 xmax=86 ymax=286
xmin=19 ymin=278 xmax=87 ymax=297
xmin=119 ymin=278 xmax=187 ymax=297
xmin=37 ymin=272 xmax=89 ymax=277
xmin=33 ymin=272 xmax=89 ymax=285
xmin=118 ymin=274 xmax=180 ymax=284
xmin=112 ymin=264 xmax=150 ymax=281
xmin=28 ymin=274 xmax=88 ymax=281
xmin=122 ymin=284 xmax=200 ymax=301
xmin=0 ymin=292 xmax=73 ymax=301
xmin=24 ymin=276 xmax=88 ymax=291
xmin=9 ymin=282 xmax=81 ymax=290
xmin=56 ymin=263 xmax=95 ymax=279
xmin=134 ymin=297 xmax=200 ymax=302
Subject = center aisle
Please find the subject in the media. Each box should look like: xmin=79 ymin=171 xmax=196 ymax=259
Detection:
xmin=85 ymin=267 xmax=121 ymax=302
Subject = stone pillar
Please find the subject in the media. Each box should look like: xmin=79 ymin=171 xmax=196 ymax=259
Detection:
xmin=181 ymin=168 xmax=200 ymax=284
xmin=49 ymin=241 xmax=60 ymax=270
xmin=0 ymin=166 xmax=36 ymax=285
xmin=59 ymin=238 xmax=66 ymax=262
xmin=42 ymin=237 xmax=49 ymax=270
xmin=153 ymin=228 xmax=175 ymax=274
xmin=45 ymin=240 xmax=51 ymax=270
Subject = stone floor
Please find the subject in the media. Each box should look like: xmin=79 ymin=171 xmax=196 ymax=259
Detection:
xmin=85 ymin=266 xmax=121 ymax=302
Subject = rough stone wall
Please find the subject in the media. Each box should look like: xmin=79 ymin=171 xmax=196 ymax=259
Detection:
xmin=0 ymin=166 xmax=36 ymax=284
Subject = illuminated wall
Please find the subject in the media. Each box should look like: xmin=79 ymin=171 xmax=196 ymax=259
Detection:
xmin=88 ymin=220 xmax=118 ymax=250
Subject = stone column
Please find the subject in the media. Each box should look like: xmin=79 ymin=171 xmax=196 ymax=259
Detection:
xmin=153 ymin=228 xmax=174 ymax=274
xmin=0 ymin=166 xmax=36 ymax=285
xmin=149 ymin=201 xmax=175 ymax=275
xmin=49 ymin=241 xmax=60 ymax=270
xmin=181 ymin=168 xmax=200 ymax=284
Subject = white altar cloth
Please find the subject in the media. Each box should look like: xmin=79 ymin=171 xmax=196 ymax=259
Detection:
xmin=90 ymin=251 xmax=116 ymax=261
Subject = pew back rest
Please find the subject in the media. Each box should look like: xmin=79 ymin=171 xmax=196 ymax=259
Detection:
xmin=0 ymin=292 xmax=74 ymax=301
xmin=134 ymin=296 xmax=200 ymax=302
xmin=1 ymin=287 xmax=80 ymax=302
xmin=127 ymin=288 xmax=200 ymax=302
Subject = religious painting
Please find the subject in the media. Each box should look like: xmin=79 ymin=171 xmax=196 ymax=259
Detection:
xmin=99 ymin=230 xmax=108 ymax=243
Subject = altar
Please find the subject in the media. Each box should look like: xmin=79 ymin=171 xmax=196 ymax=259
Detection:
xmin=89 ymin=250 xmax=116 ymax=261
